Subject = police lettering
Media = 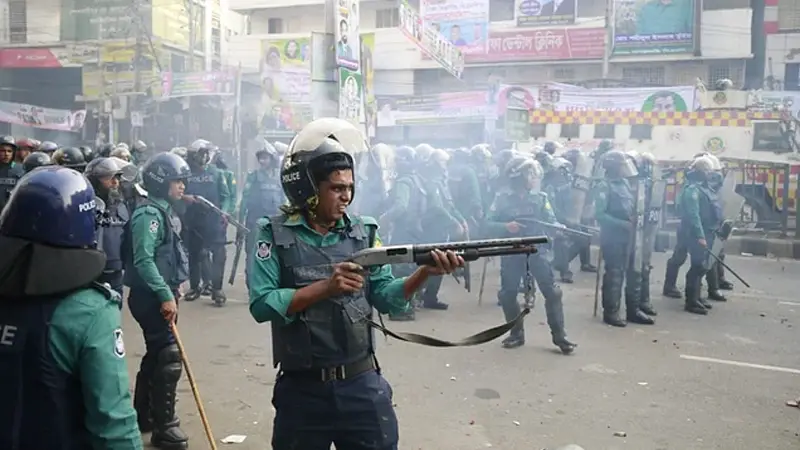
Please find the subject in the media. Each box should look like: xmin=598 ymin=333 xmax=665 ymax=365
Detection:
xmin=78 ymin=199 xmax=96 ymax=212
xmin=188 ymin=175 xmax=215 ymax=183
xmin=0 ymin=177 xmax=17 ymax=186
xmin=282 ymin=171 xmax=301 ymax=183
xmin=0 ymin=324 xmax=18 ymax=346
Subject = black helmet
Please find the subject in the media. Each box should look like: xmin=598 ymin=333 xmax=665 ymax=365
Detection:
xmin=394 ymin=146 xmax=416 ymax=172
xmin=132 ymin=140 xmax=147 ymax=152
xmin=0 ymin=135 xmax=17 ymax=150
xmin=85 ymin=156 xmax=138 ymax=181
xmin=601 ymin=150 xmax=638 ymax=178
xmin=97 ymin=143 xmax=115 ymax=157
xmin=142 ymin=153 xmax=191 ymax=199
xmin=79 ymin=146 xmax=95 ymax=163
xmin=22 ymin=151 xmax=52 ymax=173
xmin=543 ymin=141 xmax=558 ymax=155
xmin=211 ymin=151 xmax=228 ymax=170
xmin=52 ymin=147 xmax=86 ymax=170
xmin=38 ymin=141 xmax=58 ymax=154
xmin=562 ymin=148 xmax=582 ymax=168
xmin=281 ymin=118 xmax=361 ymax=208
xmin=534 ymin=151 xmax=555 ymax=172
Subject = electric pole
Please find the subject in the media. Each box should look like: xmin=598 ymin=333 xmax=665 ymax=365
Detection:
xmin=602 ymin=0 xmax=613 ymax=81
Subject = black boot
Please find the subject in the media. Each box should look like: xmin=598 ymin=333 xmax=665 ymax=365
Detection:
xmin=183 ymin=288 xmax=201 ymax=302
xmin=151 ymin=346 xmax=189 ymax=450
xmin=706 ymin=267 xmax=727 ymax=302
xmin=602 ymin=269 xmax=626 ymax=327
xmin=719 ymin=280 xmax=734 ymax=290
xmin=626 ymin=270 xmax=654 ymax=325
xmin=662 ymin=262 xmax=682 ymax=298
xmin=684 ymin=276 xmax=708 ymax=315
xmin=212 ymin=289 xmax=227 ymax=306
xmin=543 ymin=287 xmax=576 ymax=354
xmin=500 ymin=293 xmax=525 ymax=349
xmin=639 ymin=268 xmax=657 ymax=316
xmin=560 ymin=270 xmax=574 ymax=284
xmin=580 ymin=263 xmax=597 ymax=273
xmin=134 ymin=371 xmax=153 ymax=433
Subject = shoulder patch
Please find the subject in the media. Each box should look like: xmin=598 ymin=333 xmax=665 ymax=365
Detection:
xmin=374 ymin=236 xmax=383 ymax=248
xmin=113 ymin=328 xmax=126 ymax=358
xmin=149 ymin=219 xmax=159 ymax=234
xmin=256 ymin=240 xmax=272 ymax=260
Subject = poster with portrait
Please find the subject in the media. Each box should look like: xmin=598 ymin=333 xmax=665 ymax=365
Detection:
xmin=420 ymin=0 xmax=489 ymax=55
xmin=613 ymin=0 xmax=696 ymax=55
xmin=335 ymin=0 xmax=361 ymax=70
xmin=360 ymin=33 xmax=376 ymax=138
xmin=514 ymin=0 xmax=577 ymax=27
xmin=338 ymin=67 xmax=363 ymax=125
xmin=260 ymin=37 xmax=313 ymax=132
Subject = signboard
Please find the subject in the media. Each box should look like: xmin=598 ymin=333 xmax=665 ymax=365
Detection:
xmin=505 ymin=107 xmax=531 ymax=141
xmin=420 ymin=0 xmax=489 ymax=57
xmin=160 ymin=71 xmax=236 ymax=99
xmin=335 ymin=0 xmax=361 ymax=70
xmin=613 ymin=0 xmax=696 ymax=55
xmin=0 ymin=101 xmax=86 ymax=132
xmin=538 ymin=83 xmax=696 ymax=112
xmin=376 ymin=91 xmax=488 ymax=127
xmin=399 ymin=0 xmax=464 ymax=79
xmin=60 ymin=0 xmax=146 ymax=41
xmin=515 ymin=0 xmax=577 ymax=27
xmin=466 ymin=28 xmax=605 ymax=63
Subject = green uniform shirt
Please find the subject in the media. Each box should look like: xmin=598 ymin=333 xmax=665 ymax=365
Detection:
xmin=678 ymin=182 xmax=705 ymax=241
xmin=130 ymin=196 xmax=175 ymax=303
xmin=593 ymin=179 xmax=634 ymax=231
xmin=50 ymin=288 xmax=143 ymax=449
xmin=237 ymin=170 xmax=259 ymax=223
xmin=485 ymin=191 xmax=559 ymax=236
xmin=248 ymin=213 xmax=409 ymax=324
xmin=382 ymin=180 xmax=411 ymax=223
xmin=451 ymin=165 xmax=483 ymax=222
xmin=223 ymin=170 xmax=236 ymax=214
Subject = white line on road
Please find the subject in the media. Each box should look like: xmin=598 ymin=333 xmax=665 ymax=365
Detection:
xmin=778 ymin=301 xmax=800 ymax=306
xmin=680 ymin=354 xmax=800 ymax=375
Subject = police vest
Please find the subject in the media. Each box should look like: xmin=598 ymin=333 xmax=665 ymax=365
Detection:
xmin=269 ymin=215 xmax=374 ymax=370
xmin=185 ymin=167 xmax=222 ymax=232
xmin=102 ymin=202 xmax=130 ymax=272
xmin=0 ymin=164 xmax=22 ymax=210
xmin=245 ymin=171 xmax=283 ymax=225
xmin=0 ymin=283 xmax=114 ymax=449
xmin=604 ymin=179 xmax=635 ymax=224
xmin=123 ymin=200 xmax=189 ymax=290
xmin=680 ymin=184 xmax=723 ymax=235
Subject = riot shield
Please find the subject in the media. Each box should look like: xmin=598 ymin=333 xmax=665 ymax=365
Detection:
xmin=563 ymin=151 xmax=594 ymax=225
xmin=641 ymin=171 xmax=666 ymax=273
xmin=630 ymin=177 xmax=647 ymax=272
xmin=718 ymin=171 xmax=746 ymax=222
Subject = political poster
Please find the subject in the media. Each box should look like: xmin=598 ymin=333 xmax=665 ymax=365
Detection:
xmin=613 ymin=0 xmax=696 ymax=55
xmin=260 ymin=37 xmax=313 ymax=132
xmin=420 ymin=0 xmax=489 ymax=56
xmin=335 ymin=0 xmax=361 ymax=70
xmin=514 ymin=0 xmax=577 ymax=27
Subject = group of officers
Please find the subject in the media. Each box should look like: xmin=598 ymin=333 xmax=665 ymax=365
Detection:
xmin=0 ymin=117 xmax=736 ymax=450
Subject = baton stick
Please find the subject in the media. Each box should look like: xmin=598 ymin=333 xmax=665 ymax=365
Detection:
xmin=170 ymin=322 xmax=218 ymax=450
xmin=593 ymin=248 xmax=603 ymax=318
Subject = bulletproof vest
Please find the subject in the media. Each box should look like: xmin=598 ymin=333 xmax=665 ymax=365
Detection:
xmin=123 ymin=200 xmax=189 ymax=290
xmin=544 ymin=172 xmax=571 ymax=220
xmin=0 ymin=285 xmax=115 ymax=448
xmin=185 ymin=166 xmax=221 ymax=230
xmin=388 ymin=174 xmax=427 ymax=244
xmin=269 ymin=215 xmax=373 ymax=370
xmin=102 ymin=201 xmax=130 ymax=272
xmin=246 ymin=170 xmax=283 ymax=225
xmin=697 ymin=185 xmax=724 ymax=231
xmin=0 ymin=164 xmax=22 ymax=211
xmin=604 ymin=179 xmax=634 ymax=223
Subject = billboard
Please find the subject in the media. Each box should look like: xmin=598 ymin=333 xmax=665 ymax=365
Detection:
xmin=515 ymin=0 xmax=577 ymax=27
xmin=613 ymin=0 xmax=696 ymax=55
xmin=260 ymin=37 xmax=313 ymax=132
xmin=420 ymin=0 xmax=489 ymax=57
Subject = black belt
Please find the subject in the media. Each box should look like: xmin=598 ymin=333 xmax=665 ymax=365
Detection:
xmin=283 ymin=357 xmax=376 ymax=383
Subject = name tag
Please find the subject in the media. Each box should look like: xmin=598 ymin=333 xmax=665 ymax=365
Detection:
xmin=0 ymin=178 xmax=16 ymax=186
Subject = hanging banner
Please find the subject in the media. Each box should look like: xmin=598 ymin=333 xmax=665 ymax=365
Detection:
xmin=613 ymin=0 xmax=696 ymax=55
xmin=160 ymin=71 xmax=236 ymax=99
xmin=335 ymin=0 xmax=361 ymax=70
xmin=360 ymin=33 xmax=376 ymax=138
xmin=420 ymin=0 xmax=489 ymax=56
xmin=0 ymin=101 xmax=86 ymax=132
xmin=260 ymin=37 xmax=313 ymax=132
xmin=338 ymin=67 xmax=364 ymax=125
xmin=466 ymin=27 xmax=605 ymax=63
xmin=399 ymin=0 xmax=464 ymax=79
xmin=539 ymin=83 xmax=697 ymax=112
xmin=515 ymin=0 xmax=577 ymax=27
xmin=376 ymin=91 xmax=489 ymax=126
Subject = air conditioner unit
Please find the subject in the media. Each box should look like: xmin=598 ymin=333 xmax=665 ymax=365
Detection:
xmin=699 ymin=90 xmax=749 ymax=110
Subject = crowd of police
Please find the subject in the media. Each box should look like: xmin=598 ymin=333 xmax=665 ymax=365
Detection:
xmin=0 ymin=116 xmax=735 ymax=449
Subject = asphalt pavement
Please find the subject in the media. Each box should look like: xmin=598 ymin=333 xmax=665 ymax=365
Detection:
xmin=122 ymin=250 xmax=800 ymax=450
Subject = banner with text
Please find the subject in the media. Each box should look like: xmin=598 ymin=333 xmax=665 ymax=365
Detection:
xmin=420 ymin=0 xmax=489 ymax=57
xmin=261 ymin=37 xmax=313 ymax=132
xmin=160 ymin=71 xmax=236 ymax=99
xmin=338 ymin=67 xmax=364 ymax=125
xmin=539 ymin=83 xmax=697 ymax=112
xmin=466 ymin=27 xmax=604 ymax=63
xmin=376 ymin=91 xmax=489 ymax=127
xmin=0 ymin=101 xmax=86 ymax=132
xmin=361 ymin=33 xmax=377 ymax=137
xmin=336 ymin=0 xmax=361 ymax=70
xmin=613 ymin=0 xmax=696 ymax=55
xmin=515 ymin=0 xmax=577 ymax=27
xmin=399 ymin=0 xmax=465 ymax=79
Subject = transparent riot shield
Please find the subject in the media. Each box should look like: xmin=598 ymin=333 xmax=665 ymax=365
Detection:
xmin=718 ymin=171 xmax=746 ymax=223
xmin=563 ymin=151 xmax=594 ymax=225
xmin=641 ymin=174 xmax=666 ymax=273
xmin=630 ymin=177 xmax=647 ymax=272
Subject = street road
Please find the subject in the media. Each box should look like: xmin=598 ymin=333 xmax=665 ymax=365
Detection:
xmin=122 ymin=251 xmax=800 ymax=450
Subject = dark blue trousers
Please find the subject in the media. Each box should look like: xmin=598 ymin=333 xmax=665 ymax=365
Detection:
xmin=128 ymin=288 xmax=177 ymax=376
xmin=271 ymin=369 xmax=399 ymax=450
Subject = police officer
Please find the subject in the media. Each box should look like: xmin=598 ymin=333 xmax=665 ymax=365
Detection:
xmin=247 ymin=118 xmax=463 ymax=450
xmin=14 ymin=137 xmax=37 ymax=164
xmin=22 ymin=151 xmax=52 ymax=173
xmin=111 ymin=146 xmax=133 ymax=163
xmin=80 ymin=145 xmax=96 ymax=163
xmin=448 ymin=147 xmax=484 ymax=231
xmin=183 ymin=139 xmax=232 ymax=305
xmin=595 ymin=150 xmax=653 ymax=327
xmin=543 ymin=155 xmax=581 ymax=283
xmin=132 ymin=140 xmax=150 ymax=165
xmin=86 ymin=157 xmax=132 ymax=297
xmin=485 ymin=156 xmax=576 ymax=353
xmin=0 ymin=136 xmax=23 ymax=210
xmin=0 ymin=166 xmax=143 ymax=449
xmin=211 ymin=151 xmax=236 ymax=194
xmin=37 ymin=140 xmax=58 ymax=155
xmin=98 ymin=142 xmax=116 ymax=158
xmin=239 ymin=142 xmax=283 ymax=287
xmin=52 ymin=146 xmax=88 ymax=171
xmin=123 ymin=152 xmax=191 ymax=448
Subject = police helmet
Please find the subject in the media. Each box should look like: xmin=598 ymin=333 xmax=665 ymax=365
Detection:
xmin=505 ymin=155 xmax=542 ymax=179
xmin=0 ymin=135 xmax=17 ymax=150
xmin=85 ymin=156 xmax=137 ymax=182
xmin=705 ymin=153 xmax=722 ymax=171
xmin=429 ymin=148 xmax=450 ymax=166
xmin=273 ymin=141 xmax=289 ymax=155
xmin=97 ymin=143 xmax=115 ymax=157
xmin=534 ymin=151 xmax=555 ymax=172
xmin=415 ymin=143 xmax=435 ymax=162
xmin=132 ymin=140 xmax=147 ymax=152
xmin=562 ymin=148 xmax=582 ymax=168
xmin=188 ymin=139 xmax=216 ymax=153
xmin=212 ymin=151 xmax=228 ymax=170
xmin=543 ymin=141 xmax=558 ymax=155
xmin=256 ymin=142 xmax=279 ymax=161
xmin=52 ymin=147 xmax=87 ymax=170
xmin=38 ymin=141 xmax=58 ymax=154
xmin=494 ymin=149 xmax=518 ymax=172
xmin=597 ymin=139 xmax=614 ymax=153
xmin=636 ymin=152 xmax=656 ymax=177
xmin=602 ymin=150 xmax=638 ymax=178
xmin=281 ymin=117 xmax=363 ymax=209
xmin=394 ymin=146 xmax=416 ymax=172
xmin=552 ymin=156 xmax=573 ymax=173
xmin=470 ymin=144 xmax=492 ymax=163
xmin=22 ymin=152 xmax=52 ymax=173
xmin=689 ymin=155 xmax=714 ymax=173
xmin=79 ymin=146 xmax=95 ymax=162
xmin=116 ymin=142 xmax=130 ymax=151
xmin=170 ymin=146 xmax=188 ymax=158
xmin=110 ymin=147 xmax=132 ymax=162
xmin=16 ymin=137 xmax=37 ymax=150
xmin=0 ymin=166 xmax=99 ymax=248
xmin=142 ymin=152 xmax=191 ymax=199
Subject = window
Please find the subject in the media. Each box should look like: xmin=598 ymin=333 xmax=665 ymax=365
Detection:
xmin=577 ymin=0 xmax=604 ymax=18
xmin=785 ymin=63 xmax=800 ymax=91
xmin=9 ymin=0 xmax=26 ymax=44
xmin=704 ymin=0 xmax=749 ymax=9
xmin=489 ymin=0 xmax=514 ymax=22
xmin=631 ymin=124 xmax=653 ymax=140
xmin=622 ymin=66 xmax=666 ymax=86
xmin=376 ymin=8 xmax=399 ymax=28
xmin=752 ymin=122 xmax=788 ymax=151
xmin=594 ymin=124 xmax=615 ymax=139
xmin=531 ymin=124 xmax=547 ymax=139
xmin=708 ymin=62 xmax=736 ymax=86
xmin=560 ymin=123 xmax=580 ymax=139
xmin=268 ymin=18 xmax=283 ymax=34
xmin=553 ymin=67 xmax=575 ymax=81
xmin=779 ymin=0 xmax=800 ymax=31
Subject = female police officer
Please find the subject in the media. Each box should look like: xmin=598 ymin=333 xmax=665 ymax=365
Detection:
xmin=248 ymin=118 xmax=464 ymax=450
xmin=0 ymin=167 xmax=142 ymax=449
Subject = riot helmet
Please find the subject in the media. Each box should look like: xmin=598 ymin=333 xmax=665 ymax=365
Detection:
xmin=212 ymin=151 xmax=228 ymax=170
xmin=97 ymin=143 xmax=115 ymax=157
xmin=601 ymin=150 xmax=638 ymax=179
xmin=86 ymin=156 xmax=137 ymax=182
xmin=637 ymin=152 xmax=657 ymax=178
xmin=280 ymin=117 xmax=362 ymax=211
xmin=22 ymin=152 xmax=51 ymax=173
xmin=85 ymin=156 xmax=127 ymax=201
xmin=170 ymin=146 xmax=188 ymax=159
xmin=552 ymin=156 xmax=573 ymax=174
xmin=562 ymin=148 xmax=582 ymax=168
xmin=110 ymin=147 xmax=132 ymax=162
xmin=115 ymin=143 xmax=130 ymax=152
xmin=543 ymin=141 xmax=559 ymax=155
xmin=132 ymin=140 xmax=147 ymax=153
xmin=187 ymin=139 xmax=216 ymax=167
xmin=505 ymin=155 xmax=544 ymax=193
xmin=141 ymin=152 xmax=191 ymax=200
xmin=38 ymin=140 xmax=58 ymax=154
xmin=0 ymin=135 xmax=17 ymax=164
xmin=79 ymin=146 xmax=95 ymax=163
xmin=15 ymin=137 xmax=36 ymax=162
xmin=687 ymin=155 xmax=714 ymax=183
xmin=534 ymin=151 xmax=555 ymax=173
xmin=414 ymin=143 xmax=435 ymax=163
xmin=493 ymin=149 xmax=518 ymax=175
xmin=52 ymin=147 xmax=87 ymax=171
xmin=394 ymin=146 xmax=416 ymax=174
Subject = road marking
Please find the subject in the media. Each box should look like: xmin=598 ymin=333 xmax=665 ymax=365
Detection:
xmin=779 ymin=301 xmax=800 ymax=306
xmin=680 ymin=354 xmax=800 ymax=375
